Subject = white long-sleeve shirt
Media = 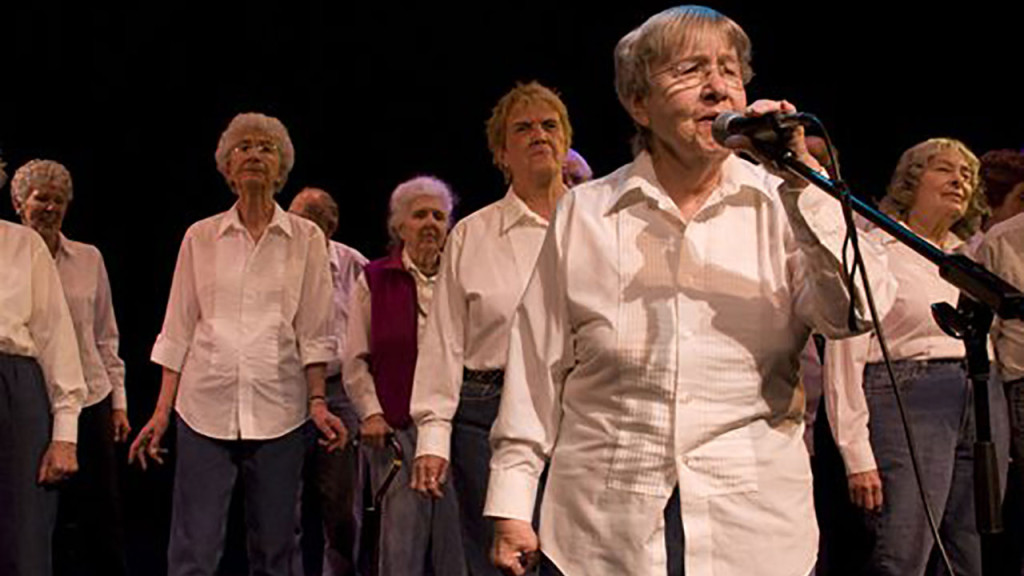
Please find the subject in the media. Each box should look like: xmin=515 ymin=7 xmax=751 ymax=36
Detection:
xmin=54 ymin=234 xmax=127 ymax=410
xmin=823 ymin=227 xmax=967 ymax=475
xmin=343 ymin=249 xmax=437 ymax=420
xmin=411 ymin=189 xmax=549 ymax=460
xmin=484 ymin=152 xmax=894 ymax=576
xmin=0 ymin=220 xmax=87 ymax=443
xmin=151 ymin=203 xmax=334 ymax=441
xmin=326 ymin=240 xmax=368 ymax=378
xmin=979 ymin=213 xmax=1024 ymax=383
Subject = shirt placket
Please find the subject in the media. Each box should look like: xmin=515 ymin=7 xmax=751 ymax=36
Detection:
xmin=236 ymin=231 xmax=260 ymax=438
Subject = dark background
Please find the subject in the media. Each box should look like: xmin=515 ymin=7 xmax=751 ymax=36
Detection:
xmin=2 ymin=2 xmax=1022 ymax=574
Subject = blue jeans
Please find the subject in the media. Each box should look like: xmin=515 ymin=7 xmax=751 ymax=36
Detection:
xmin=366 ymin=425 xmax=465 ymax=576
xmin=861 ymin=360 xmax=1008 ymax=576
xmin=168 ymin=417 xmax=308 ymax=576
xmin=451 ymin=377 xmax=503 ymax=576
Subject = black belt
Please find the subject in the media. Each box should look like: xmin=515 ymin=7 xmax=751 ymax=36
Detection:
xmin=463 ymin=368 xmax=504 ymax=385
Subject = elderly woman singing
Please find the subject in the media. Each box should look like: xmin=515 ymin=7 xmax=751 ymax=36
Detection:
xmin=10 ymin=159 xmax=130 ymax=576
xmin=129 ymin=112 xmax=343 ymax=576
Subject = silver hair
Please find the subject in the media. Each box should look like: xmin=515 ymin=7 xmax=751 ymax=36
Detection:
xmin=614 ymin=5 xmax=753 ymax=155
xmin=10 ymin=159 xmax=74 ymax=209
xmin=214 ymin=112 xmax=296 ymax=195
xmin=387 ymin=176 xmax=457 ymax=245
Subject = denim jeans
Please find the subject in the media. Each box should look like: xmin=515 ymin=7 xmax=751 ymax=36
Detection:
xmin=860 ymin=360 xmax=1008 ymax=576
xmin=450 ymin=376 xmax=503 ymax=576
xmin=365 ymin=425 xmax=465 ymax=576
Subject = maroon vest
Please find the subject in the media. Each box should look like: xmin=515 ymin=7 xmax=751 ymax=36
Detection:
xmin=363 ymin=250 xmax=418 ymax=429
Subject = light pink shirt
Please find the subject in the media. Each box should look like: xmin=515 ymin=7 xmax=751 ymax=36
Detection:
xmin=151 ymin=203 xmax=334 ymax=440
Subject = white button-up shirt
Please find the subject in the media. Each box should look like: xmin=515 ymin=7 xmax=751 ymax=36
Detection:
xmin=484 ymin=153 xmax=894 ymax=576
xmin=823 ymin=227 xmax=967 ymax=474
xmin=327 ymin=240 xmax=368 ymax=378
xmin=54 ymin=234 xmax=127 ymax=410
xmin=151 ymin=203 xmax=334 ymax=441
xmin=0 ymin=220 xmax=87 ymax=443
xmin=343 ymin=248 xmax=437 ymax=420
xmin=411 ymin=189 xmax=549 ymax=460
xmin=979 ymin=212 xmax=1024 ymax=382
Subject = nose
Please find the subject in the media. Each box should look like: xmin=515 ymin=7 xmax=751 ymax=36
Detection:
xmin=700 ymin=68 xmax=730 ymax=101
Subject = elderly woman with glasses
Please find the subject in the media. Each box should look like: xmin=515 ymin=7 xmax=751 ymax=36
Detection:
xmin=129 ymin=112 xmax=342 ymax=576
xmin=821 ymin=138 xmax=1009 ymax=576
xmin=10 ymin=159 xmax=130 ymax=576
xmin=343 ymin=176 xmax=466 ymax=576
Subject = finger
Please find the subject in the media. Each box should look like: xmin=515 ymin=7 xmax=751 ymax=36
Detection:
xmin=38 ymin=460 xmax=48 ymax=484
xmin=779 ymin=99 xmax=797 ymax=113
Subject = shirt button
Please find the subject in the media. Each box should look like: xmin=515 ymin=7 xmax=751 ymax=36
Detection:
xmin=678 ymin=392 xmax=691 ymax=403
xmin=680 ymin=329 xmax=693 ymax=339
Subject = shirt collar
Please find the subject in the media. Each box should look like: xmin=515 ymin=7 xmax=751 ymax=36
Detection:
xmin=401 ymin=247 xmax=436 ymax=286
xmin=217 ymin=201 xmax=293 ymax=239
xmin=605 ymin=152 xmax=773 ymax=217
xmin=499 ymin=186 xmax=553 ymax=234
xmin=54 ymin=232 xmax=76 ymax=261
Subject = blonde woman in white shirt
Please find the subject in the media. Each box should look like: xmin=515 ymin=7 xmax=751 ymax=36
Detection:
xmin=10 ymin=159 xmax=130 ymax=576
xmin=821 ymin=138 xmax=1008 ymax=576
xmin=409 ymin=82 xmax=572 ymax=576
xmin=129 ymin=112 xmax=342 ymax=576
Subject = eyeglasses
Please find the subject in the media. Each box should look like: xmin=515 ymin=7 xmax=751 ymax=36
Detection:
xmin=231 ymin=140 xmax=279 ymax=157
xmin=651 ymin=58 xmax=745 ymax=91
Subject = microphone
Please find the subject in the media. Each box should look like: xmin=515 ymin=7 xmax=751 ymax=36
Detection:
xmin=712 ymin=111 xmax=815 ymax=146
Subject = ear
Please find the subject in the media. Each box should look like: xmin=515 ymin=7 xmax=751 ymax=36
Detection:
xmin=625 ymin=93 xmax=652 ymax=130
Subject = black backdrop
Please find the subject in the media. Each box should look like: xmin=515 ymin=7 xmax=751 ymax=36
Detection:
xmin=2 ymin=2 xmax=1022 ymax=574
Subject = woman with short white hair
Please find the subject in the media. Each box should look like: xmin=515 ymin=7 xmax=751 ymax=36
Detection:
xmin=343 ymin=175 xmax=466 ymax=576
xmin=10 ymin=158 xmax=130 ymax=576
xmin=129 ymin=112 xmax=343 ymax=576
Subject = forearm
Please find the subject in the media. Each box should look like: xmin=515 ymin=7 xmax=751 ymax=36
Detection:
xmin=153 ymin=367 xmax=181 ymax=418
xmin=305 ymin=362 xmax=327 ymax=401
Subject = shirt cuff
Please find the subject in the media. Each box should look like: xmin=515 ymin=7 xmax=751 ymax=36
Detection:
xmin=300 ymin=337 xmax=336 ymax=367
xmin=483 ymin=468 xmax=540 ymax=522
xmin=151 ymin=335 xmax=188 ymax=372
xmin=52 ymin=409 xmax=81 ymax=444
xmin=839 ymin=438 xmax=878 ymax=475
xmin=415 ymin=421 xmax=453 ymax=461
xmin=111 ymin=386 xmax=128 ymax=411
xmin=351 ymin=392 xmax=384 ymax=421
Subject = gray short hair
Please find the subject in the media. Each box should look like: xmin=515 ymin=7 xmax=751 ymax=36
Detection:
xmin=387 ymin=176 xmax=457 ymax=245
xmin=614 ymin=5 xmax=753 ymax=154
xmin=10 ymin=159 xmax=74 ymax=209
xmin=214 ymin=112 xmax=295 ymax=195
xmin=881 ymin=138 xmax=985 ymax=240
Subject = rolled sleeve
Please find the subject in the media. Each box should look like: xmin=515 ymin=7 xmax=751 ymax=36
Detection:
xmin=152 ymin=228 xmax=200 ymax=372
xmin=484 ymin=467 xmax=541 ymax=523
xmin=295 ymin=227 xmax=336 ymax=367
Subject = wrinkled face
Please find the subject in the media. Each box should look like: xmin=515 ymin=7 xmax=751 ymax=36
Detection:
xmin=630 ymin=31 xmax=747 ymax=162
xmin=991 ymin=181 xmax=1024 ymax=225
xmin=912 ymin=149 xmax=974 ymax=221
xmin=397 ymin=195 xmax=449 ymax=254
xmin=18 ymin=181 xmax=70 ymax=237
xmin=226 ymin=131 xmax=282 ymax=193
xmin=499 ymin=100 xmax=568 ymax=185
xmin=288 ymin=193 xmax=338 ymax=240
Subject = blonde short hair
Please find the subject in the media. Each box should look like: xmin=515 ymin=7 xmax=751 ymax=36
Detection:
xmin=214 ymin=112 xmax=295 ymax=195
xmin=486 ymin=81 xmax=573 ymax=179
xmin=614 ymin=5 xmax=753 ymax=154
xmin=10 ymin=159 xmax=74 ymax=209
xmin=881 ymin=138 xmax=985 ymax=239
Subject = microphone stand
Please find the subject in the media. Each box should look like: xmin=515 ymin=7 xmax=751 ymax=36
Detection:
xmin=753 ymin=140 xmax=1024 ymax=576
